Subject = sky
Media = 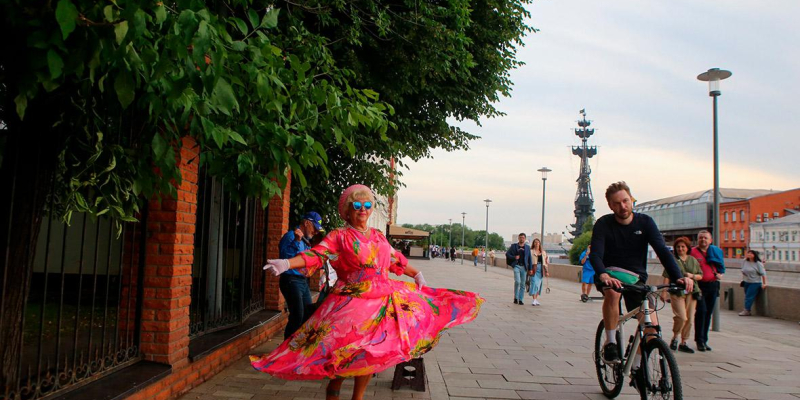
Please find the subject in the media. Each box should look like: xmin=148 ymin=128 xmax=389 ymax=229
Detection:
xmin=394 ymin=0 xmax=800 ymax=242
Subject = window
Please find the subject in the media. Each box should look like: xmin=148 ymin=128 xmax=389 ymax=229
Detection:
xmin=785 ymin=251 xmax=790 ymax=261
xmin=772 ymin=232 xmax=776 ymax=242
xmin=756 ymin=216 xmax=761 ymax=222
xmin=740 ymin=210 xmax=745 ymax=221
xmin=724 ymin=231 xmax=729 ymax=241
xmin=740 ymin=230 xmax=745 ymax=241
xmin=764 ymin=213 xmax=769 ymax=219
xmin=793 ymin=231 xmax=798 ymax=242
xmin=793 ymin=251 xmax=797 ymax=262
xmin=724 ymin=212 xmax=729 ymax=222
xmin=732 ymin=212 xmax=737 ymax=222
xmin=774 ymin=212 xmax=780 ymax=217
xmin=731 ymin=231 xmax=736 ymax=241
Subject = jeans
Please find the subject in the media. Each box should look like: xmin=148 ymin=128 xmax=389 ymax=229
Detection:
xmin=474 ymin=257 xmax=478 ymax=266
xmin=743 ymin=282 xmax=762 ymax=311
xmin=279 ymin=274 xmax=312 ymax=339
xmin=513 ymin=265 xmax=527 ymax=301
xmin=694 ymin=280 xmax=719 ymax=345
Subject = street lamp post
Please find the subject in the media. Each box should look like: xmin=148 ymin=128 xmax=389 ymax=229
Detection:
xmin=448 ymin=218 xmax=453 ymax=250
xmin=537 ymin=167 xmax=552 ymax=247
xmin=461 ymin=212 xmax=466 ymax=265
xmin=697 ymin=67 xmax=732 ymax=333
xmin=484 ymin=199 xmax=492 ymax=272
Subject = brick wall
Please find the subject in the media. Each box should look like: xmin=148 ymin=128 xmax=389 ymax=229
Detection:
xmin=127 ymin=137 xmax=292 ymax=400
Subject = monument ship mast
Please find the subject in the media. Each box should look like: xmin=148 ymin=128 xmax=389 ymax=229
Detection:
xmin=570 ymin=109 xmax=596 ymax=241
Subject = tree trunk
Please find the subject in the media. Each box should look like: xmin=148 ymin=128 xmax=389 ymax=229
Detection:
xmin=0 ymin=110 xmax=58 ymax=393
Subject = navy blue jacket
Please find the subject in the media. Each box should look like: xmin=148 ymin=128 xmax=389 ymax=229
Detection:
xmin=506 ymin=243 xmax=533 ymax=271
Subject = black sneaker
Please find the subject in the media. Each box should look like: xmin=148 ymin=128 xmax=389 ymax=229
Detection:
xmin=678 ymin=343 xmax=695 ymax=353
xmin=704 ymin=343 xmax=712 ymax=351
xmin=513 ymin=299 xmax=519 ymax=304
xmin=696 ymin=342 xmax=706 ymax=352
xmin=580 ymin=294 xmax=588 ymax=302
xmin=602 ymin=342 xmax=621 ymax=364
xmin=669 ymin=339 xmax=678 ymax=351
xmin=630 ymin=368 xmax=646 ymax=393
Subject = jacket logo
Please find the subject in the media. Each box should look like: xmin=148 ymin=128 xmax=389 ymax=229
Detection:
xmin=634 ymin=230 xmax=642 ymax=235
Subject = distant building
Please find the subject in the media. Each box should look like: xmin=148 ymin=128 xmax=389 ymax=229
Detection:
xmin=635 ymin=188 xmax=778 ymax=244
xmin=749 ymin=213 xmax=800 ymax=263
xmin=531 ymin=232 xmax=564 ymax=245
xmin=723 ymin=188 xmax=800 ymax=258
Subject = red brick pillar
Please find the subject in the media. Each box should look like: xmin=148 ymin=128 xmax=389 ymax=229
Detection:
xmin=264 ymin=176 xmax=291 ymax=311
xmin=139 ymin=136 xmax=198 ymax=366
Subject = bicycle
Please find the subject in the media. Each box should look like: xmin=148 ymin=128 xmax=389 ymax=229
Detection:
xmin=593 ymin=283 xmax=684 ymax=400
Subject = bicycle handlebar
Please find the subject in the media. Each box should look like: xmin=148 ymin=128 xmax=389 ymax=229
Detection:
xmin=605 ymin=282 xmax=685 ymax=294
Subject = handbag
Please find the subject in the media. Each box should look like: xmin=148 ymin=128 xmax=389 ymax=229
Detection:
xmin=302 ymin=262 xmax=332 ymax=324
xmin=739 ymin=280 xmax=745 ymax=288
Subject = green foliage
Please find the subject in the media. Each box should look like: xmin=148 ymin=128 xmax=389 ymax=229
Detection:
xmin=1 ymin=0 xmax=534 ymax=229
xmin=401 ymin=223 xmax=505 ymax=250
xmin=2 ymin=0 xmax=392 ymax=225
xmin=569 ymin=216 xmax=595 ymax=265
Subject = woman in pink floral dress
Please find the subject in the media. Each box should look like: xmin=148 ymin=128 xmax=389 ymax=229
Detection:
xmin=251 ymin=185 xmax=484 ymax=400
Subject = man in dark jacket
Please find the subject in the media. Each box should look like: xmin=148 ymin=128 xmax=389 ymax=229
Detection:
xmin=278 ymin=211 xmax=323 ymax=339
xmin=506 ymin=233 xmax=532 ymax=305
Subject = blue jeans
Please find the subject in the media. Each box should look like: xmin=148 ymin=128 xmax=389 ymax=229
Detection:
xmin=513 ymin=265 xmax=527 ymax=301
xmin=743 ymin=282 xmax=762 ymax=311
xmin=279 ymin=274 xmax=312 ymax=339
xmin=694 ymin=280 xmax=719 ymax=346
xmin=473 ymin=257 xmax=478 ymax=266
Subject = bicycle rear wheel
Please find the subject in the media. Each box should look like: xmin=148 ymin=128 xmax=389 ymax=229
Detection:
xmin=640 ymin=338 xmax=682 ymax=400
xmin=594 ymin=320 xmax=623 ymax=398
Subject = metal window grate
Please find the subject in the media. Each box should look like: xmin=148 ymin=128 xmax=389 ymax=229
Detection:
xmin=189 ymin=170 xmax=267 ymax=339
xmin=1 ymin=212 xmax=147 ymax=400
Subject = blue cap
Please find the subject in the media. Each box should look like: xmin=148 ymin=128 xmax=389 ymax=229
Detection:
xmin=303 ymin=211 xmax=323 ymax=231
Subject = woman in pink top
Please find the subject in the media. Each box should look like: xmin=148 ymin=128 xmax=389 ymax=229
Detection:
xmin=251 ymin=185 xmax=484 ymax=400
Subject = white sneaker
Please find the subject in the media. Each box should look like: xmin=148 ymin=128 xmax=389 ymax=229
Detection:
xmin=533 ymin=299 xmax=540 ymax=306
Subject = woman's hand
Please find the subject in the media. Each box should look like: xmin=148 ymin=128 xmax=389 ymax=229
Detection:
xmin=414 ymin=272 xmax=427 ymax=290
xmin=263 ymin=259 xmax=290 ymax=276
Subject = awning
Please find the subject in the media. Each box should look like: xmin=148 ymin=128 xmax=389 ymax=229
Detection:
xmin=386 ymin=225 xmax=430 ymax=240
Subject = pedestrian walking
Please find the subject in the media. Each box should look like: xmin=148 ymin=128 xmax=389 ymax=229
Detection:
xmin=506 ymin=233 xmax=532 ymax=305
xmin=662 ymin=236 xmax=703 ymax=353
xmin=472 ymin=247 xmax=479 ymax=266
xmin=528 ymin=238 xmax=549 ymax=306
xmin=252 ymin=185 xmax=484 ymax=400
xmin=277 ymin=211 xmax=324 ymax=339
xmin=690 ymin=230 xmax=726 ymax=352
xmin=739 ymin=250 xmax=768 ymax=316
xmin=579 ymin=245 xmax=594 ymax=302
xmin=450 ymin=246 xmax=456 ymax=262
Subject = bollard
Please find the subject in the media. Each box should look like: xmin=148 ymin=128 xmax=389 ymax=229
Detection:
xmin=724 ymin=287 xmax=734 ymax=310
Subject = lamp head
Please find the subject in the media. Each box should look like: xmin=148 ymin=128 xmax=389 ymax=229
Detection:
xmin=697 ymin=68 xmax=732 ymax=97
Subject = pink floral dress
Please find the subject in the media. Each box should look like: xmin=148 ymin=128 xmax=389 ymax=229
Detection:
xmin=249 ymin=227 xmax=484 ymax=380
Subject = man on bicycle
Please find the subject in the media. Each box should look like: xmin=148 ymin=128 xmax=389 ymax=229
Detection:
xmin=589 ymin=182 xmax=694 ymax=365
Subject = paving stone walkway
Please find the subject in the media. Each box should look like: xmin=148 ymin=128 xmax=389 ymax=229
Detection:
xmin=180 ymin=257 xmax=800 ymax=400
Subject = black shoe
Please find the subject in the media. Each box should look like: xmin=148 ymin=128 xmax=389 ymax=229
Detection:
xmin=630 ymin=367 xmax=645 ymax=392
xmin=704 ymin=343 xmax=712 ymax=351
xmin=518 ymin=300 xmax=524 ymax=305
xmin=514 ymin=299 xmax=519 ymax=304
xmin=696 ymin=343 xmax=707 ymax=352
xmin=602 ymin=342 xmax=621 ymax=364
xmin=669 ymin=339 xmax=678 ymax=351
xmin=678 ymin=343 xmax=695 ymax=353
xmin=580 ymin=294 xmax=588 ymax=302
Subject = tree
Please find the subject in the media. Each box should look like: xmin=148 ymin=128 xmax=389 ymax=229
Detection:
xmin=569 ymin=216 xmax=595 ymax=265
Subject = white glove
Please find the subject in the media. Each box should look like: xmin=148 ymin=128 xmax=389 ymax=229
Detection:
xmin=263 ymin=259 xmax=290 ymax=276
xmin=414 ymin=272 xmax=427 ymax=290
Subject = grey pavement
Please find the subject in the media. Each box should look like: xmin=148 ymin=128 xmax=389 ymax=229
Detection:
xmin=180 ymin=257 xmax=800 ymax=400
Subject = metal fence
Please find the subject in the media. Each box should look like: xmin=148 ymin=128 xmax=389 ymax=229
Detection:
xmin=1 ymin=212 xmax=146 ymax=400
xmin=189 ymin=172 xmax=267 ymax=338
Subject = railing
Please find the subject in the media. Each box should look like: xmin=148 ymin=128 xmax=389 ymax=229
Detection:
xmin=189 ymin=171 xmax=267 ymax=338
xmin=1 ymin=212 xmax=146 ymax=400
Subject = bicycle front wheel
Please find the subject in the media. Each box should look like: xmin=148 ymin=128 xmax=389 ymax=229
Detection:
xmin=640 ymin=338 xmax=682 ymax=400
xmin=594 ymin=320 xmax=623 ymax=398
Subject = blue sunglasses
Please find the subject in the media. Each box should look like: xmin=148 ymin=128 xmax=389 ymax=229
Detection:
xmin=352 ymin=201 xmax=373 ymax=211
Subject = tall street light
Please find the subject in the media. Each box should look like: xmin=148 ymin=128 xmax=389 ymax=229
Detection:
xmin=697 ymin=67 xmax=732 ymax=333
xmin=461 ymin=212 xmax=466 ymax=265
xmin=537 ymin=167 xmax=552 ymax=246
xmin=448 ymin=218 xmax=453 ymax=250
xmin=483 ymin=199 xmax=492 ymax=272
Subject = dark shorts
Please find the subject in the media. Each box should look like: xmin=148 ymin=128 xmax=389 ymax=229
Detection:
xmin=594 ymin=275 xmax=647 ymax=312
